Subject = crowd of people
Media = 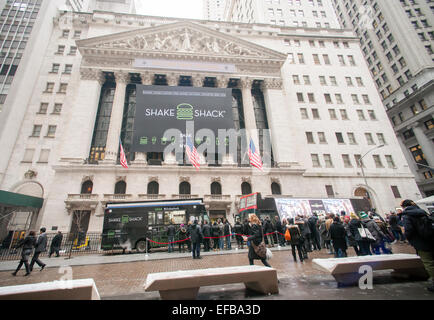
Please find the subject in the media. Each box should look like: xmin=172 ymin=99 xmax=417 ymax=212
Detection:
xmin=166 ymin=199 xmax=433 ymax=292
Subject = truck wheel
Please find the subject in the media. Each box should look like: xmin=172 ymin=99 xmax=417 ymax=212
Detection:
xmin=136 ymin=240 xmax=147 ymax=253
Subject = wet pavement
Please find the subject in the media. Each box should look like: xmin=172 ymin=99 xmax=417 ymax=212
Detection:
xmin=0 ymin=243 xmax=433 ymax=300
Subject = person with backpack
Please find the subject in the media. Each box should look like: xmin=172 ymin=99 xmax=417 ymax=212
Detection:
xmin=233 ymin=219 xmax=244 ymax=249
xmin=401 ymin=199 xmax=434 ymax=293
xmin=212 ymin=221 xmax=220 ymax=251
xmin=286 ymin=218 xmax=304 ymax=262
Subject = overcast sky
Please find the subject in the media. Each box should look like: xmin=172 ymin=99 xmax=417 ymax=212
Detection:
xmin=135 ymin=0 xmax=204 ymax=20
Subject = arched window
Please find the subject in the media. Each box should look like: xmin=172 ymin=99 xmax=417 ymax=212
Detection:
xmin=114 ymin=181 xmax=126 ymax=194
xmin=271 ymin=182 xmax=281 ymax=195
xmin=81 ymin=180 xmax=93 ymax=194
xmin=147 ymin=181 xmax=159 ymax=195
xmin=241 ymin=182 xmax=252 ymax=195
xmin=179 ymin=181 xmax=191 ymax=195
xmin=211 ymin=182 xmax=222 ymax=195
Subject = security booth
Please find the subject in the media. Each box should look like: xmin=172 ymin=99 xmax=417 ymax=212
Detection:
xmin=0 ymin=190 xmax=44 ymax=250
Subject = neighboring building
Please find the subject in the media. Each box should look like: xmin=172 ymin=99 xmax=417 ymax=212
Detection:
xmin=224 ymin=0 xmax=340 ymax=28
xmin=203 ymin=0 xmax=226 ymax=21
xmin=332 ymin=0 xmax=434 ymax=197
xmin=0 ymin=1 xmax=421 ymax=237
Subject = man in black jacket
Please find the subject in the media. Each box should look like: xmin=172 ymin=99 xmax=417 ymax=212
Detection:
xmin=49 ymin=231 xmax=63 ymax=258
xmin=202 ymin=220 xmax=211 ymax=252
xmin=30 ymin=227 xmax=47 ymax=272
xmin=167 ymin=221 xmax=176 ymax=253
xmin=402 ymin=199 xmax=434 ymax=292
xmin=190 ymin=220 xmax=203 ymax=259
xmin=308 ymin=213 xmax=321 ymax=251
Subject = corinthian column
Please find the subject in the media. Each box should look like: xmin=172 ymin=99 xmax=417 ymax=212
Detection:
xmin=261 ymin=78 xmax=298 ymax=167
xmin=239 ymin=77 xmax=258 ymax=144
xmin=60 ymin=68 xmax=105 ymax=162
xmin=103 ymin=71 xmax=129 ymax=164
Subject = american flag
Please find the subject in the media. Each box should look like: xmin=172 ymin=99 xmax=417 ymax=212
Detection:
xmin=119 ymin=140 xmax=128 ymax=169
xmin=185 ymin=136 xmax=200 ymax=170
xmin=248 ymin=138 xmax=263 ymax=171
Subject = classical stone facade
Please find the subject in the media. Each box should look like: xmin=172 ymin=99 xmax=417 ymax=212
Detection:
xmin=0 ymin=8 xmax=422 ymax=233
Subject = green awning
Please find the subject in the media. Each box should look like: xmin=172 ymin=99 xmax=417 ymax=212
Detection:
xmin=0 ymin=190 xmax=43 ymax=209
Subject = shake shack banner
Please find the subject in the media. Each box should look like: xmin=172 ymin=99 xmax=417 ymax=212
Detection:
xmin=132 ymin=85 xmax=234 ymax=153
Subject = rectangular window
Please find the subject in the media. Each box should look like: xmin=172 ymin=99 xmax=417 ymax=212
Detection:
xmin=293 ymin=75 xmax=301 ymax=84
xmin=373 ymin=154 xmax=384 ymax=168
xmin=312 ymin=108 xmax=320 ymax=119
xmin=313 ymin=54 xmax=320 ymax=64
xmin=385 ymin=155 xmax=396 ymax=168
xmin=31 ymin=125 xmax=42 ymax=137
xmin=303 ymin=75 xmax=311 ymax=85
xmin=354 ymin=154 xmax=363 ymax=168
xmin=335 ymin=94 xmax=343 ymax=104
xmin=22 ymin=148 xmax=35 ymax=163
xmin=329 ymin=76 xmax=337 ymax=85
xmin=357 ymin=110 xmax=366 ymax=120
xmin=45 ymin=82 xmax=54 ymax=93
xmin=58 ymin=83 xmax=68 ymax=93
xmin=335 ymin=132 xmax=345 ymax=144
xmin=342 ymin=154 xmax=353 ymax=167
xmin=323 ymin=54 xmax=331 ymax=65
xmin=306 ymin=132 xmax=315 ymax=143
xmin=324 ymin=154 xmax=333 ymax=167
xmin=391 ymin=186 xmax=401 ymax=198
xmin=57 ymin=45 xmax=65 ymax=54
xmin=62 ymin=30 xmax=70 ymax=38
xmin=365 ymin=133 xmax=375 ymax=145
xmin=297 ymin=92 xmax=304 ymax=102
xmin=64 ymin=64 xmax=73 ymax=74
xmin=300 ymin=108 xmax=308 ymax=119
xmin=340 ymin=109 xmax=349 ymax=120
xmin=311 ymin=154 xmax=321 ymax=167
xmin=69 ymin=46 xmax=77 ymax=55
xmin=325 ymin=185 xmax=335 ymax=198
xmin=298 ymin=53 xmax=305 ymax=64
xmin=38 ymin=103 xmax=48 ymax=114
xmin=318 ymin=132 xmax=327 ymax=143
xmin=368 ymin=110 xmax=377 ymax=120
xmin=73 ymin=30 xmax=82 ymax=39
xmin=362 ymin=94 xmax=371 ymax=104
xmin=53 ymin=103 xmax=62 ymax=114
xmin=324 ymin=93 xmax=332 ymax=104
xmin=351 ymin=94 xmax=360 ymax=104
xmin=329 ymin=109 xmax=337 ymax=120
xmin=51 ymin=64 xmax=60 ymax=73
xmin=46 ymin=125 xmax=57 ymax=138
xmin=347 ymin=132 xmax=357 ymax=144
xmin=319 ymin=76 xmax=327 ymax=85
xmin=377 ymin=133 xmax=386 ymax=145
xmin=308 ymin=93 xmax=316 ymax=103
xmin=38 ymin=149 xmax=50 ymax=163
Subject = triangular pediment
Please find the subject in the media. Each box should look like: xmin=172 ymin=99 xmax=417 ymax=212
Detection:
xmin=77 ymin=21 xmax=287 ymax=63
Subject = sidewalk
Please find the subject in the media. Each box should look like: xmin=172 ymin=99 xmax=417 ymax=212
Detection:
xmin=0 ymin=246 xmax=291 ymax=271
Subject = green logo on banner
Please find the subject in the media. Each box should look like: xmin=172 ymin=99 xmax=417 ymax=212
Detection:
xmin=121 ymin=215 xmax=129 ymax=224
xmin=176 ymin=103 xmax=194 ymax=120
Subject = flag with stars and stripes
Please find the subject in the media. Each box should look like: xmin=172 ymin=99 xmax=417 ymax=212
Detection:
xmin=248 ymin=138 xmax=263 ymax=171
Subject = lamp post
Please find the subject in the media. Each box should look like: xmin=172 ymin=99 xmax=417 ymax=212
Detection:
xmin=357 ymin=144 xmax=385 ymax=205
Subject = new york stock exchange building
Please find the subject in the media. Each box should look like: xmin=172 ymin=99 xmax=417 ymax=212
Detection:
xmin=0 ymin=7 xmax=422 ymax=239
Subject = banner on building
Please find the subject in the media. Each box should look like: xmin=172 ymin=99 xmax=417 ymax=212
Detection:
xmin=131 ymin=85 xmax=234 ymax=153
xmin=275 ymin=198 xmax=355 ymax=220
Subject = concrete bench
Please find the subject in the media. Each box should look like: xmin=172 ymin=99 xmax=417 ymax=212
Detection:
xmin=144 ymin=265 xmax=279 ymax=300
xmin=0 ymin=278 xmax=100 ymax=300
xmin=312 ymin=254 xmax=429 ymax=286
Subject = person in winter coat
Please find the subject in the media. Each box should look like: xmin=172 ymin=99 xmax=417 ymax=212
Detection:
xmin=361 ymin=213 xmax=390 ymax=255
xmin=274 ymin=216 xmax=284 ymax=247
xmin=190 ymin=220 xmax=203 ymax=259
xmin=29 ymin=227 xmax=47 ymax=272
xmin=263 ymin=216 xmax=275 ymax=247
xmin=212 ymin=221 xmax=220 ymax=251
xmin=12 ymin=231 xmax=36 ymax=276
xmin=178 ymin=224 xmax=188 ymax=253
xmin=389 ymin=212 xmax=405 ymax=242
xmin=373 ymin=217 xmax=393 ymax=254
xmin=308 ymin=213 xmax=321 ymax=251
xmin=324 ymin=214 xmax=334 ymax=254
xmin=167 ymin=221 xmax=176 ymax=253
xmin=349 ymin=213 xmax=371 ymax=256
xmin=223 ymin=219 xmax=232 ymax=250
xmin=234 ymin=219 xmax=244 ymax=249
xmin=345 ymin=214 xmax=359 ymax=256
xmin=218 ymin=219 xmax=224 ymax=250
xmin=295 ymin=217 xmax=309 ymax=259
xmin=287 ymin=219 xmax=304 ymax=262
xmin=302 ymin=216 xmax=312 ymax=252
xmin=401 ymin=199 xmax=434 ymax=292
xmin=329 ymin=216 xmax=348 ymax=257
xmin=242 ymin=214 xmax=271 ymax=267
xmin=202 ymin=220 xmax=211 ymax=252
xmin=49 ymin=231 xmax=63 ymax=258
